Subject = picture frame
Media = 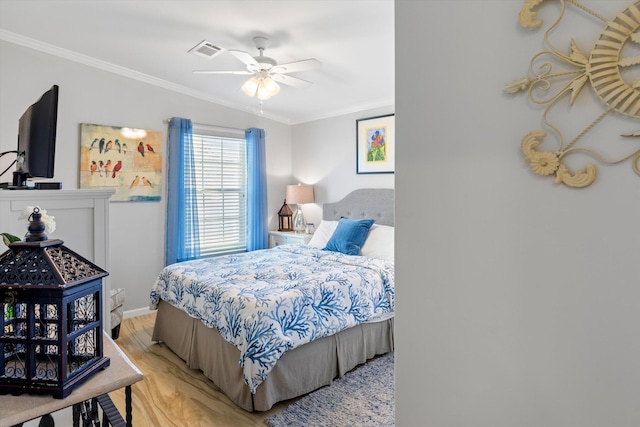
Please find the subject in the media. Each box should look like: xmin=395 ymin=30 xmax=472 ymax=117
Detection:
xmin=356 ymin=113 xmax=395 ymax=174
xmin=79 ymin=123 xmax=162 ymax=202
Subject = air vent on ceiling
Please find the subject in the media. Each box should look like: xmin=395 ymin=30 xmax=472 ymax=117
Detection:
xmin=189 ymin=40 xmax=225 ymax=59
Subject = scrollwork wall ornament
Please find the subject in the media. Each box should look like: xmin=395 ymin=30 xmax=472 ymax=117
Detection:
xmin=506 ymin=0 xmax=640 ymax=188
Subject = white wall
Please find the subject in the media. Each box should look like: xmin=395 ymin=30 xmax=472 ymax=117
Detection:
xmin=396 ymin=1 xmax=640 ymax=426
xmin=0 ymin=41 xmax=292 ymax=312
xmin=292 ymin=108 xmax=395 ymax=226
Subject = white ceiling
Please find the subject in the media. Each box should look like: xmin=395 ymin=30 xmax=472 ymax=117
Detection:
xmin=0 ymin=0 xmax=395 ymax=125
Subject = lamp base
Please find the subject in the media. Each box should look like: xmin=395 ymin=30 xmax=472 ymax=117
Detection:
xmin=293 ymin=204 xmax=306 ymax=234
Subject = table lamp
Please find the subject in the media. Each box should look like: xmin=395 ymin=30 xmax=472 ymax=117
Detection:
xmin=285 ymin=184 xmax=314 ymax=233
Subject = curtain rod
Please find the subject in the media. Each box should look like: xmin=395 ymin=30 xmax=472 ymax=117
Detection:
xmin=163 ymin=119 xmax=245 ymax=136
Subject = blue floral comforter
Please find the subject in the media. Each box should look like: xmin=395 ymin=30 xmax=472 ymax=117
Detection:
xmin=149 ymin=244 xmax=394 ymax=393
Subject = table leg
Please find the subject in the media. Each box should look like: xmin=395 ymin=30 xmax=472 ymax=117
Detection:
xmin=73 ymin=404 xmax=81 ymax=427
xmin=38 ymin=414 xmax=55 ymax=427
xmin=125 ymin=385 xmax=132 ymax=427
xmin=95 ymin=393 xmax=125 ymax=426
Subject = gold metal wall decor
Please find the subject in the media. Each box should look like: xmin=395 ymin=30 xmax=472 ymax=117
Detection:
xmin=506 ymin=0 xmax=640 ymax=188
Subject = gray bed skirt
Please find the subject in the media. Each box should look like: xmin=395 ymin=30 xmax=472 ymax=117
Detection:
xmin=152 ymin=299 xmax=394 ymax=411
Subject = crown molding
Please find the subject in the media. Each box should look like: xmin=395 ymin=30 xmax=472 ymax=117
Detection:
xmin=291 ymin=98 xmax=395 ymax=125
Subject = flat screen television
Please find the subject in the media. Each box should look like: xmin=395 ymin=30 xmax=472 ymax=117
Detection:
xmin=12 ymin=84 xmax=59 ymax=188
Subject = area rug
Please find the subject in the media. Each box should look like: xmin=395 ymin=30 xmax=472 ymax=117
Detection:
xmin=265 ymin=352 xmax=394 ymax=427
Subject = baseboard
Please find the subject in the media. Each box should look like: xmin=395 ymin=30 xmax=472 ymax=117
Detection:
xmin=123 ymin=306 xmax=154 ymax=319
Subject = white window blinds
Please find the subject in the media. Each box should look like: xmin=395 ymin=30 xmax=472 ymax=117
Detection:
xmin=191 ymin=132 xmax=247 ymax=256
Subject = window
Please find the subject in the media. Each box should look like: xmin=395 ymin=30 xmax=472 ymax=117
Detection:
xmin=191 ymin=131 xmax=247 ymax=256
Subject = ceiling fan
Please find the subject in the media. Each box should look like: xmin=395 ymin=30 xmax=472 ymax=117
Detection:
xmin=192 ymin=36 xmax=321 ymax=101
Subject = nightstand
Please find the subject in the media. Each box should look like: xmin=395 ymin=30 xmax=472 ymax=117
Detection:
xmin=268 ymin=230 xmax=313 ymax=248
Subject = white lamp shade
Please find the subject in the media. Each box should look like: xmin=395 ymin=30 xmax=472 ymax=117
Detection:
xmin=256 ymin=85 xmax=272 ymax=100
xmin=264 ymin=77 xmax=280 ymax=95
xmin=286 ymin=184 xmax=314 ymax=204
xmin=256 ymin=77 xmax=280 ymax=100
xmin=241 ymin=77 xmax=259 ymax=96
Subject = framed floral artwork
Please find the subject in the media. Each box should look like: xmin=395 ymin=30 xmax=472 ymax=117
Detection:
xmin=79 ymin=123 xmax=162 ymax=201
xmin=356 ymin=113 xmax=395 ymax=174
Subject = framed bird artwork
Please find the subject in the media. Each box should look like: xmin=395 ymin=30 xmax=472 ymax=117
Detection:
xmin=79 ymin=123 xmax=162 ymax=201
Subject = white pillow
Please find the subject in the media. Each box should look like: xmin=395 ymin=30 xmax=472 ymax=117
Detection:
xmin=360 ymin=224 xmax=394 ymax=262
xmin=307 ymin=220 xmax=339 ymax=248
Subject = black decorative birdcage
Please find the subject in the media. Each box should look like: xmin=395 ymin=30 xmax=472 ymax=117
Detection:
xmin=0 ymin=211 xmax=110 ymax=399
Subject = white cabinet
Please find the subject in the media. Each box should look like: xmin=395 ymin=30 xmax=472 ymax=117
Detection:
xmin=0 ymin=189 xmax=115 ymax=329
xmin=268 ymin=230 xmax=313 ymax=248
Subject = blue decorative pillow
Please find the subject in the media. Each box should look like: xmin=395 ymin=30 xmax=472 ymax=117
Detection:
xmin=323 ymin=217 xmax=375 ymax=255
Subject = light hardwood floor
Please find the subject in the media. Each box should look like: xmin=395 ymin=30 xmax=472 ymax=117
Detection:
xmin=109 ymin=313 xmax=289 ymax=427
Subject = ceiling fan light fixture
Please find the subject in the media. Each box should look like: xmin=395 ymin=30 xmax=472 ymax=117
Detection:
xmin=256 ymin=84 xmax=272 ymax=100
xmin=241 ymin=77 xmax=260 ymax=97
xmin=256 ymin=77 xmax=279 ymax=100
xmin=243 ymin=75 xmax=280 ymax=100
xmin=194 ymin=36 xmax=320 ymax=105
xmin=264 ymin=77 xmax=280 ymax=96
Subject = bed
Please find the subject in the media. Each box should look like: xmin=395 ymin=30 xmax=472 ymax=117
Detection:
xmin=150 ymin=188 xmax=394 ymax=411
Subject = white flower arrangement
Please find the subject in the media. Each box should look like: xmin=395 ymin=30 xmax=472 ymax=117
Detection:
xmin=1 ymin=206 xmax=57 ymax=246
xmin=18 ymin=206 xmax=56 ymax=235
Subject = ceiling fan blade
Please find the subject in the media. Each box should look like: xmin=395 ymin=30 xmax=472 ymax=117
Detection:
xmin=193 ymin=70 xmax=254 ymax=75
xmin=228 ymin=49 xmax=259 ymax=67
xmin=271 ymin=73 xmax=313 ymax=88
xmin=271 ymin=58 xmax=321 ymax=74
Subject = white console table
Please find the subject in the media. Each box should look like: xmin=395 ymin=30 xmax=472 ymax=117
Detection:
xmin=0 ymin=189 xmax=115 ymax=329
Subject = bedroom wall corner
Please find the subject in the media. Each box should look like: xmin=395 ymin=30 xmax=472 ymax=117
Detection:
xmin=291 ymin=107 xmax=396 ymax=226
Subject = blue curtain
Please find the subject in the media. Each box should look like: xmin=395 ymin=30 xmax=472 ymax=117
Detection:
xmin=165 ymin=117 xmax=200 ymax=265
xmin=246 ymin=128 xmax=268 ymax=251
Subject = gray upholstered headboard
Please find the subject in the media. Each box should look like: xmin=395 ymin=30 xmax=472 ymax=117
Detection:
xmin=322 ymin=188 xmax=394 ymax=226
